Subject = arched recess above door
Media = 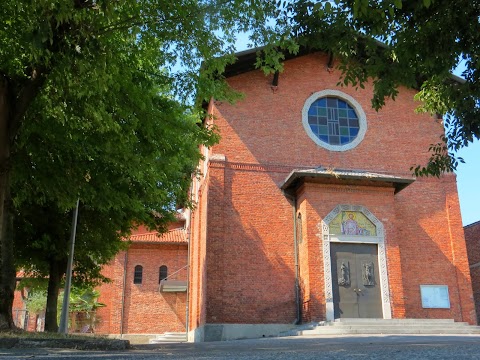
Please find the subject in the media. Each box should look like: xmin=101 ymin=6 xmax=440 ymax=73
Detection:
xmin=319 ymin=204 xmax=391 ymax=321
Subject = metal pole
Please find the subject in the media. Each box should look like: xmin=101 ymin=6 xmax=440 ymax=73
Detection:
xmin=58 ymin=198 xmax=80 ymax=334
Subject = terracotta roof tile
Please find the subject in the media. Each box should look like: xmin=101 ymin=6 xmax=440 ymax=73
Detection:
xmin=129 ymin=228 xmax=187 ymax=244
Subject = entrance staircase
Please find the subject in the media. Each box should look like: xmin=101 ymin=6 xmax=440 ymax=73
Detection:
xmin=149 ymin=332 xmax=187 ymax=343
xmin=286 ymin=319 xmax=480 ymax=336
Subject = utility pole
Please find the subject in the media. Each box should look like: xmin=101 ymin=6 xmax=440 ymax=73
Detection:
xmin=58 ymin=198 xmax=79 ymax=334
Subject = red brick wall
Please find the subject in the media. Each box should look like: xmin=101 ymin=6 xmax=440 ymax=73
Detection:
xmin=11 ymin=288 xmax=35 ymax=331
xmin=466 ymin=222 xmax=480 ymax=264
xmin=96 ymin=243 xmax=188 ymax=334
xmin=465 ymin=221 xmax=480 ymax=323
xmin=393 ymin=175 xmax=475 ymax=323
xmin=95 ymin=253 xmax=128 ymax=334
xmin=201 ymin=52 xmax=475 ymax=324
xmin=206 ymin=162 xmax=296 ymax=324
xmin=212 ymin=53 xmax=441 ymax=175
xmin=187 ymin=103 xmax=214 ymax=336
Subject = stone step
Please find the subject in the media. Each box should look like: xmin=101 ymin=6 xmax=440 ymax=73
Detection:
xmin=279 ymin=319 xmax=480 ymax=337
xmin=324 ymin=322 xmax=471 ymax=328
xmin=332 ymin=318 xmax=456 ymax=324
xmin=302 ymin=327 xmax=480 ymax=335
xmin=319 ymin=323 xmax=476 ymax=329
xmin=149 ymin=332 xmax=187 ymax=343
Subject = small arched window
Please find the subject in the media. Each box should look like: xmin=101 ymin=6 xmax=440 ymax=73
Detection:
xmin=134 ymin=265 xmax=143 ymax=284
xmin=159 ymin=265 xmax=168 ymax=283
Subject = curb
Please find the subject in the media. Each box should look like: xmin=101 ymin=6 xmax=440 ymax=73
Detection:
xmin=0 ymin=337 xmax=130 ymax=350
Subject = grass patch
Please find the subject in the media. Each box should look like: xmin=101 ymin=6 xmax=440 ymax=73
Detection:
xmin=0 ymin=329 xmax=107 ymax=340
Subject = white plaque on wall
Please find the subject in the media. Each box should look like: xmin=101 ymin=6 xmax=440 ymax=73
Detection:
xmin=420 ymin=285 xmax=450 ymax=309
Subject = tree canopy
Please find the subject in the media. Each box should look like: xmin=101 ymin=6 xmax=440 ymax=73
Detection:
xmin=10 ymin=45 xmax=213 ymax=330
xmin=266 ymin=0 xmax=480 ymax=176
xmin=0 ymin=0 xmax=276 ymax=330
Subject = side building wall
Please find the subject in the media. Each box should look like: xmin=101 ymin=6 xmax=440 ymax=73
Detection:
xmin=96 ymin=243 xmax=188 ymax=336
xmin=465 ymin=220 xmax=480 ymax=324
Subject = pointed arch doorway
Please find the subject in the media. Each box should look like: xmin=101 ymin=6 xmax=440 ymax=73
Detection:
xmin=320 ymin=205 xmax=392 ymax=321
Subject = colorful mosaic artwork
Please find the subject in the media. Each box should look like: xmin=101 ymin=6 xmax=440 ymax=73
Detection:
xmin=329 ymin=211 xmax=376 ymax=236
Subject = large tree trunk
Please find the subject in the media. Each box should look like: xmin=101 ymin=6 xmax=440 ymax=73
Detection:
xmin=44 ymin=260 xmax=63 ymax=332
xmin=0 ymin=76 xmax=15 ymax=331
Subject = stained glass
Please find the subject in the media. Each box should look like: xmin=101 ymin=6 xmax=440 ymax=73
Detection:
xmin=307 ymin=97 xmax=360 ymax=146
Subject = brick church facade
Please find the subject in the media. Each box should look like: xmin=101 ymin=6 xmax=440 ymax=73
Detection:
xmin=13 ymin=50 xmax=477 ymax=340
xmin=185 ymin=50 xmax=476 ymax=341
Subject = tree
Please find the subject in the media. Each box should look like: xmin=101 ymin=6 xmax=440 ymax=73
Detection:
xmin=268 ymin=0 xmax=480 ymax=176
xmin=0 ymin=0 xmax=276 ymax=330
xmin=11 ymin=60 xmax=212 ymax=331
xmin=14 ymin=202 xmax=124 ymax=331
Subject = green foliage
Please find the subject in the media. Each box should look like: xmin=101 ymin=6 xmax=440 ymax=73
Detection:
xmin=272 ymin=0 xmax=480 ymax=175
xmin=68 ymin=287 xmax=105 ymax=313
xmin=0 ymin=0 xmax=277 ymax=101
xmin=1 ymin=0 xmax=278 ymax=215
xmin=13 ymin=201 xmax=126 ymax=288
xmin=20 ymin=282 xmax=104 ymax=317
xmin=25 ymin=291 xmax=48 ymax=315
xmin=0 ymin=1 xmax=277 ymax=329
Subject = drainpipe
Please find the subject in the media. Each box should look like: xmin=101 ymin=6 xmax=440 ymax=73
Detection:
xmin=120 ymin=251 xmax=128 ymax=337
xmin=185 ymin=177 xmax=199 ymax=342
xmin=284 ymin=191 xmax=301 ymax=325
xmin=185 ymin=209 xmax=192 ymax=341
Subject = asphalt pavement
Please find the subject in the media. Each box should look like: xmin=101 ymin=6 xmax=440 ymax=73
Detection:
xmin=2 ymin=334 xmax=480 ymax=359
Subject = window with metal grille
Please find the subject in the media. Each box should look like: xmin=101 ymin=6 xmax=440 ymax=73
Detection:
xmin=133 ymin=265 xmax=143 ymax=284
xmin=159 ymin=265 xmax=168 ymax=283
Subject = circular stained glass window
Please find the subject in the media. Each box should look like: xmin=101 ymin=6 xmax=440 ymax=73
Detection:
xmin=302 ymin=90 xmax=367 ymax=151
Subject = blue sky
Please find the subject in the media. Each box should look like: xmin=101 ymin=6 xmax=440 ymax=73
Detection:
xmin=455 ymin=141 xmax=480 ymax=226
xmin=451 ymin=63 xmax=479 ymax=226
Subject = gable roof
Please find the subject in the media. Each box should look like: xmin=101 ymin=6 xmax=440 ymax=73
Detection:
xmin=129 ymin=228 xmax=187 ymax=244
xmin=223 ymin=44 xmax=464 ymax=85
xmin=464 ymin=220 xmax=480 ymax=229
xmin=223 ymin=46 xmax=312 ymax=78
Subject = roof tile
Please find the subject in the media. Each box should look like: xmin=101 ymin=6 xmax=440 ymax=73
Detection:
xmin=129 ymin=228 xmax=187 ymax=244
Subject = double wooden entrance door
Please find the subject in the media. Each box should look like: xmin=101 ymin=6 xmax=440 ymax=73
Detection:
xmin=331 ymin=243 xmax=382 ymax=318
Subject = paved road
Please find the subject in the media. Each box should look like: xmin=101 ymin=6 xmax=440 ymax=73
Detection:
xmin=2 ymin=334 xmax=480 ymax=359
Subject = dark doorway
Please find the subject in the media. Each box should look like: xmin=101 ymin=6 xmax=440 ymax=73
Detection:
xmin=331 ymin=243 xmax=382 ymax=318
